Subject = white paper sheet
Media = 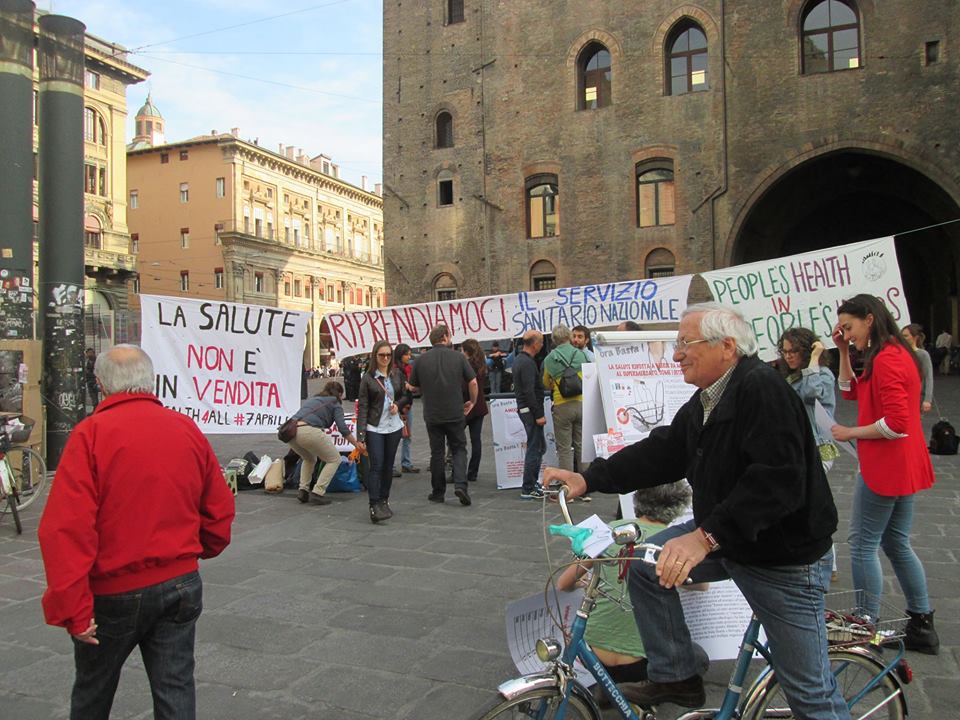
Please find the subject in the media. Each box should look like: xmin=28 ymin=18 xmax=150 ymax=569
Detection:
xmin=814 ymin=400 xmax=857 ymax=459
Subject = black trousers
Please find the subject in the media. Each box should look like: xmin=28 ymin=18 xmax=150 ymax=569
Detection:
xmin=466 ymin=415 xmax=484 ymax=482
xmin=426 ymin=419 xmax=467 ymax=494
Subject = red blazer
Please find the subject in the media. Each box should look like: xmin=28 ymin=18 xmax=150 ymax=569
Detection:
xmin=841 ymin=343 xmax=935 ymax=496
xmin=39 ymin=393 xmax=235 ymax=634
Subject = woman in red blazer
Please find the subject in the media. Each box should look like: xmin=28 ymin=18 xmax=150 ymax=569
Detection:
xmin=831 ymin=293 xmax=938 ymax=654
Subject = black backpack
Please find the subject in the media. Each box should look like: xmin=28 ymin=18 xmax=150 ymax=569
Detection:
xmin=555 ymin=350 xmax=584 ymax=399
xmin=929 ymin=420 xmax=959 ymax=455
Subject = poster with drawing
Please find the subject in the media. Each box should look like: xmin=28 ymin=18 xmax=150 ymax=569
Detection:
xmin=592 ymin=332 xmax=696 ymax=448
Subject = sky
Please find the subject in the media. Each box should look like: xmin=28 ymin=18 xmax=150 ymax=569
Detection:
xmin=44 ymin=0 xmax=383 ymax=187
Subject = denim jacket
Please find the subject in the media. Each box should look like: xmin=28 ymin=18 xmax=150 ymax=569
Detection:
xmin=789 ymin=366 xmax=837 ymax=454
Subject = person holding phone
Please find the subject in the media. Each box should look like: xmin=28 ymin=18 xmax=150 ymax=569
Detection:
xmin=831 ymin=294 xmax=939 ymax=654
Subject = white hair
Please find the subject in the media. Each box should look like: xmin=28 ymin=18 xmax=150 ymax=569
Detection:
xmin=551 ymin=324 xmax=571 ymax=343
xmin=94 ymin=344 xmax=155 ymax=395
xmin=682 ymin=302 xmax=758 ymax=357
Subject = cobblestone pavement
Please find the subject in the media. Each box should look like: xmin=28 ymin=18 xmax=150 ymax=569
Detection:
xmin=1 ymin=377 xmax=957 ymax=719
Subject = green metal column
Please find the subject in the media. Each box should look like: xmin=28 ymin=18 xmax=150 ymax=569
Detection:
xmin=0 ymin=0 xmax=36 ymax=340
xmin=37 ymin=13 xmax=86 ymax=469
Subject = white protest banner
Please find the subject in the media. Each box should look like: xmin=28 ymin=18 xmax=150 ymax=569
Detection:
xmin=702 ymin=236 xmax=909 ymax=361
xmin=489 ymin=397 xmax=558 ymax=489
xmin=324 ymin=275 xmax=693 ymax=358
xmin=140 ymin=295 xmax=310 ymax=434
xmin=592 ymin=332 xmax=696 ymax=445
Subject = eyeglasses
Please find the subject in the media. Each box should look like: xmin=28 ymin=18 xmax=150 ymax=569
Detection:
xmin=376 ymin=352 xmax=392 ymax=358
xmin=675 ymin=338 xmax=709 ymax=351
xmin=779 ymin=348 xmax=801 ymax=357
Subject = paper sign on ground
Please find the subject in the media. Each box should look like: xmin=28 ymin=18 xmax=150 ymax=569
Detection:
xmin=490 ymin=397 xmax=558 ymax=489
xmin=505 ymin=588 xmax=594 ymax=687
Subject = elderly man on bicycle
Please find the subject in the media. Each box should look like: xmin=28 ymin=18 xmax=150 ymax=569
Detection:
xmin=546 ymin=303 xmax=850 ymax=720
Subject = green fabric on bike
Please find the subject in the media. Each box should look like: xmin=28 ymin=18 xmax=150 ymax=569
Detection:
xmin=583 ymin=519 xmax=661 ymax=659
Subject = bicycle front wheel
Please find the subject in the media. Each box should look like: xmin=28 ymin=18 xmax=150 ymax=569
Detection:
xmin=744 ymin=649 xmax=904 ymax=720
xmin=4 ymin=446 xmax=47 ymax=511
xmin=472 ymin=687 xmax=598 ymax=720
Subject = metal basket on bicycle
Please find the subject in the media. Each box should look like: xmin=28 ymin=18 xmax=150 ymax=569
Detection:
xmin=0 ymin=416 xmax=34 ymax=451
xmin=824 ymin=589 xmax=909 ymax=647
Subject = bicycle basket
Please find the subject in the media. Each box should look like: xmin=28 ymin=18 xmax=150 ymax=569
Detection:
xmin=824 ymin=589 xmax=908 ymax=647
xmin=1 ymin=416 xmax=34 ymax=444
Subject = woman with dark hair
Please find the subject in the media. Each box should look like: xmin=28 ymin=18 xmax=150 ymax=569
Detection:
xmin=901 ymin=323 xmax=934 ymax=413
xmin=392 ymin=343 xmax=420 ymax=474
xmin=461 ymin=339 xmax=489 ymax=483
xmin=832 ymin=294 xmax=938 ymax=654
xmin=287 ymin=381 xmax=359 ymax=506
xmin=777 ymin=328 xmax=839 ymax=468
xmin=357 ymin=340 xmax=412 ymax=523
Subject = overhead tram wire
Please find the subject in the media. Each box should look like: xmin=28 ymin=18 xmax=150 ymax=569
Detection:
xmin=123 ymin=0 xmax=352 ymax=54
xmin=133 ymin=53 xmax=380 ymax=104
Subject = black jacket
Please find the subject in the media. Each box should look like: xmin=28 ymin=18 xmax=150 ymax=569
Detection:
xmin=512 ymin=351 xmax=545 ymax=420
xmin=584 ymin=355 xmax=837 ymax=566
xmin=356 ymin=368 xmax=413 ymax=442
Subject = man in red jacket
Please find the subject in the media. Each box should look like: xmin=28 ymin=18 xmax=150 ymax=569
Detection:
xmin=39 ymin=345 xmax=235 ymax=720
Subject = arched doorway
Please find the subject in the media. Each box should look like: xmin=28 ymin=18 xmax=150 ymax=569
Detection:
xmin=731 ymin=150 xmax=960 ymax=337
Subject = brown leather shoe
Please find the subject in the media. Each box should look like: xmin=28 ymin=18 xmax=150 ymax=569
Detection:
xmin=618 ymin=676 xmax=705 ymax=709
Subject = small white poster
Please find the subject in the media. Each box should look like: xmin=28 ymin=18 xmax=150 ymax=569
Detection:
xmin=490 ymin=397 xmax=558 ymax=489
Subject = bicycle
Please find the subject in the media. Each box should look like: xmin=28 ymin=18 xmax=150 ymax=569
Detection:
xmin=0 ymin=413 xmax=47 ymax=535
xmin=474 ymin=487 xmax=911 ymax=720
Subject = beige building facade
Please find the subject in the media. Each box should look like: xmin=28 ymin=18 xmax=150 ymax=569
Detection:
xmin=30 ymin=26 xmax=148 ymax=344
xmin=127 ymin=132 xmax=385 ymax=368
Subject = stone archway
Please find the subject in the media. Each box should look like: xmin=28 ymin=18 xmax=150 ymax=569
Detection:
xmin=731 ymin=149 xmax=960 ymax=336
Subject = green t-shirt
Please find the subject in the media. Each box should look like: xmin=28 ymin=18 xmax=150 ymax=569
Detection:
xmin=583 ymin=519 xmax=663 ymax=658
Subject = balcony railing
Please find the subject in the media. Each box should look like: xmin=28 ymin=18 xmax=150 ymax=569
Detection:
xmin=217 ymin=220 xmax=383 ymax=266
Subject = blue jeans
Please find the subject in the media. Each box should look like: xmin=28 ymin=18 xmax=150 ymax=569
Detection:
xmin=520 ymin=413 xmax=545 ymax=493
xmin=630 ymin=521 xmax=848 ymax=720
xmin=849 ymin=474 xmax=930 ymax=618
xmin=71 ymin=571 xmax=202 ymax=720
xmin=365 ymin=429 xmax=402 ymax=504
xmin=490 ymin=370 xmax=503 ymax=395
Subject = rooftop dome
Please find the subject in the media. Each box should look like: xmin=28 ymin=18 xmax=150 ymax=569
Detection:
xmin=136 ymin=94 xmax=162 ymax=119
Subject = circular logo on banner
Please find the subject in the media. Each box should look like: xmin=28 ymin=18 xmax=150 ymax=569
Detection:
xmin=861 ymin=251 xmax=887 ymax=282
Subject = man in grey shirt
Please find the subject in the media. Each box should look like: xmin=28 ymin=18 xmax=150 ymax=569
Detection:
xmin=408 ymin=324 xmax=478 ymax=505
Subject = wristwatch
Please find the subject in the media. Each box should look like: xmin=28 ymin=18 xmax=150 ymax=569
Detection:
xmin=699 ymin=527 xmax=720 ymax=553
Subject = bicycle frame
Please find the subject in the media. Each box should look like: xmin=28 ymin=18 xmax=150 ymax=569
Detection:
xmin=497 ymin=558 xmax=773 ymax=720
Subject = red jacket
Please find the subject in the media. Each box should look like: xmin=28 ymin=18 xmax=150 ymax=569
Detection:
xmin=39 ymin=393 xmax=235 ymax=635
xmin=841 ymin=343 xmax=935 ymax=496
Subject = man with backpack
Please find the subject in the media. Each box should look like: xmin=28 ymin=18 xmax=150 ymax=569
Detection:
xmin=543 ymin=324 xmax=590 ymax=474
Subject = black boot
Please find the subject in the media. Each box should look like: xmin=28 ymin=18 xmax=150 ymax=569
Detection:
xmin=380 ymin=499 xmax=393 ymax=519
xmin=904 ymin=610 xmax=939 ymax=655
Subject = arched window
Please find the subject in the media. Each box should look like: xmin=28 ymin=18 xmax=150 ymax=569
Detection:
xmin=434 ymin=273 xmax=458 ymax=301
xmin=666 ymin=21 xmax=708 ymax=95
xmin=526 ymin=174 xmax=559 ymax=238
xmin=436 ymin=111 xmax=454 ymax=148
xmin=801 ymin=0 xmax=860 ymax=73
xmin=530 ymin=260 xmax=557 ymax=290
xmin=645 ymin=248 xmax=676 ymax=278
xmin=578 ymin=42 xmax=612 ymax=110
xmin=636 ymin=160 xmax=675 ymax=227
xmin=84 ymin=215 xmax=102 ymax=249
xmin=84 ymin=107 xmax=106 ymax=144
